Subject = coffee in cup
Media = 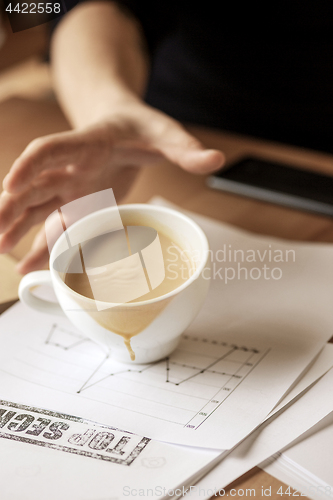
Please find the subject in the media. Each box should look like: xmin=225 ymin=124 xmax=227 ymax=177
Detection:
xmin=19 ymin=204 xmax=210 ymax=364
xmin=64 ymin=217 xmax=193 ymax=360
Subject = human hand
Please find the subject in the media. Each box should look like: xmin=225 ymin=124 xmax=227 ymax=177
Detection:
xmin=0 ymin=100 xmax=225 ymax=273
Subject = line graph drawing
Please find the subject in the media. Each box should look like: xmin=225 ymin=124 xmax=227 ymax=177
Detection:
xmin=39 ymin=325 xmax=269 ymax=429
xmin=45 ymin=324 xmax=89 ymax=351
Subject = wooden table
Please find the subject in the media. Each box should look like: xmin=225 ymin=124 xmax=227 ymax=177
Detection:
xmin=1 ymin=73 xmax=333 ymax=498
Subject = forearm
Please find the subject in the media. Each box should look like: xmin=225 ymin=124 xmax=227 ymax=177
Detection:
xmin=51 ymin=1 xmax=150 ymax=128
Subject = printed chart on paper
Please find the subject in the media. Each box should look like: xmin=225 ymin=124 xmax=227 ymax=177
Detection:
xmin=44 ymin=325 xmax=268 ymax=430
xmin=0 ymin=304 xmax=313 ymax=449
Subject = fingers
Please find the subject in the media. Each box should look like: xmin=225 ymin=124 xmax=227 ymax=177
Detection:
xmin=168 ymin=145 xmax=225 ymax=174
xmin=16 ymin=227 xmax=49 ymax=274
xmin=0 ymin=170 xmax=71 ymax=233
xmin=144 ymin=111 xmax=225 ymax=174
xmin=0 ymin=197 xmax=61 ymax=254
xmin=3 ymin=130 xmax=88 ymax=194
xmin=3 ymin=111 xmax=224 ymax=201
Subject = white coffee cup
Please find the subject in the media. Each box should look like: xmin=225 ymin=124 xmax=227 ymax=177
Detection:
xmin=19 ymin=204 xmax=210 ymax=364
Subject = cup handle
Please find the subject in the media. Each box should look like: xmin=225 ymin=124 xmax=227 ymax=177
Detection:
xmin=19 ymin=271 xmax=65 ymax=316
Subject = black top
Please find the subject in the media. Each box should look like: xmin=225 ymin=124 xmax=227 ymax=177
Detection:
xmin=58 ymin=1 xmax=333 ymax=153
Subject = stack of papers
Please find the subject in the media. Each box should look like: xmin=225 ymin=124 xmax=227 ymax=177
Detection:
xmin=0 ymin=198 xmax=332 ymax=499
xmin=262 ymin=413 xmax=333 ymax=499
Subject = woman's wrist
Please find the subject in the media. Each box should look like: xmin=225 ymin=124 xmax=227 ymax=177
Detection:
xmin=73 ymin=87 xmax=144 ymax=129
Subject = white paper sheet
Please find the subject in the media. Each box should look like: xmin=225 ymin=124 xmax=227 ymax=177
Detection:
xmin=1 ymin=200 xmax=333 ymax=450
xmin=267 ymin=343 xmax=333 ymax=419
xmin=262 ymin=412 xmax=333 ymax=499
xmin=187 ymin=368 xmax=333 ymax=499
xmin=0 ymin=399 xmax=220 ymax=500
xmin=0 ymin=300 xmax=321 ymax=450
xmin=151 ymin=198 xmax=333 ymax=347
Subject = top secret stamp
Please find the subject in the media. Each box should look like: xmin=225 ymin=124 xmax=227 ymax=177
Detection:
xmin=0 ymin=399 xmax=150 ymax=465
